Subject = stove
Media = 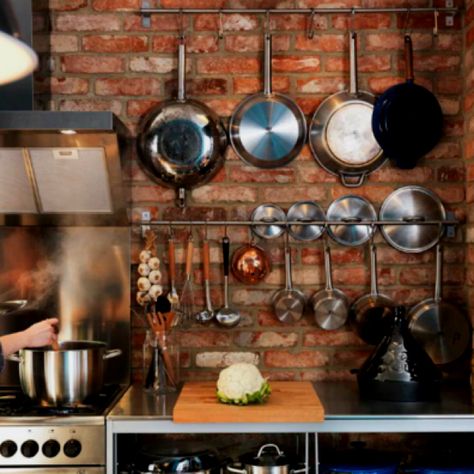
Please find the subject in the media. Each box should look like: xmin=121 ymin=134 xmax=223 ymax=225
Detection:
xmin=0 ymin=384 xmax=125 ymax=473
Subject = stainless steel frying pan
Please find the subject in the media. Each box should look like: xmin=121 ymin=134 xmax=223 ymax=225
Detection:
xmin=229 ymin=33 xmax=307 ymax=168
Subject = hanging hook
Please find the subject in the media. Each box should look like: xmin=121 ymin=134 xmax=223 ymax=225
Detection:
xmin=403 ymin=7 xmax=412 ymax=36
xmin=188 ymin=223 xmax=193 ymax=240
xmin=265 ymin=10 xmax=271 ymax=37
xmin=204 ymin=220 xmax=209 ymax=240
xmin=350 ymin=7 xmax=356 ymax=32
xmin=169 ymin=222 xmax=174 ymax=239
xmin=179 ymin=9 xmax=185 ymax=40
xmin=433 ymin=8 xmax=439 ymax=37
xmin=218 ymin=10 xmax=225 ymax=40
xmin=307 ymin=9 xmax=316 ymax=39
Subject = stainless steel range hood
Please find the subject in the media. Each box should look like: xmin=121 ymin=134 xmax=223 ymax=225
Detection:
xmin=0 ymin=1 xmax=129 ymax=226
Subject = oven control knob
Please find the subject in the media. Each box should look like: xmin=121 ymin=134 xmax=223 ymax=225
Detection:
xmin=42 ymin=439 xmax=61 ymax=458
xmin=0 ymin=440 xmax=17 ymax=457
xmin=64 ymin=439 xmax=81 ymax=458
xmin=21 ymin=440 xmax=39 ymax=458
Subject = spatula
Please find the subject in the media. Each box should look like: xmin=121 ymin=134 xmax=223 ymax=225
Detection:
xmin=180 ymin=233 xmax=194 ymax=328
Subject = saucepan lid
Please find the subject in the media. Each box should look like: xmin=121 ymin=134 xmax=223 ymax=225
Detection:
xmin=251 ymin=204 xmax=286 ymax=240
xmin=379 ymin=186 xmax=445 ymax=253
xmin=287 ymin=201 xmax=325 ymax=241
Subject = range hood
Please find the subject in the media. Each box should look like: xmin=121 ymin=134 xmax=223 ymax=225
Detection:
xmin=0 ymin=1 xmax=129 ymax=226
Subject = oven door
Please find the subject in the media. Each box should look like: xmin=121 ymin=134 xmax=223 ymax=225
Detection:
xmin=0 ymin=468 xmax=104 ymax=473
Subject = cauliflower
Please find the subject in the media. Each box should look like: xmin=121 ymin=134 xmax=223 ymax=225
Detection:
xmin=216 ymin=363 xmax=271 ymax=405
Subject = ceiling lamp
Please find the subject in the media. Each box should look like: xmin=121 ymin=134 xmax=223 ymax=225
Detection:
xmin=0 ymin=1 xmax=38 ymax=86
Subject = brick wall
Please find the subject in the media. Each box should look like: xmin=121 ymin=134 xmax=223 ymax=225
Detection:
xmin=33 ymin=0 xmax=468 ymax=383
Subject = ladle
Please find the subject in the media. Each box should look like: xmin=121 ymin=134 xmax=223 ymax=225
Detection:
xmin=216 ymin=234 xmax=241 ymax=328
xmin=196 ymin=238 xmax=215 ymax=324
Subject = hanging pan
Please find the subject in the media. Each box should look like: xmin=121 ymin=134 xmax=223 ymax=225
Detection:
xmin=408 ymin=244 xmax=471 ymax=366
xmin=137 ymin=34 xmax=227 ymax=207
xmin=229 ymin=31 xmax=307 ymax=168
xmin=309 ymin=31 xmax=385 ymax=187
xmin=372 ymin=35 xmax=443 ymax=169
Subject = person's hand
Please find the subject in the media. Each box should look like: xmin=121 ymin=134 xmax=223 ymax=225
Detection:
xmin=22 ymin=318 xmax=59 ymax=348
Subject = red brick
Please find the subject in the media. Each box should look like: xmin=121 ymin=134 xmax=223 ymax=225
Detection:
xmin=400 ymin=266 xmax=464 ymax=286
xmin=61 ymin=56 xmax=125 ymax=73
xmin=151 ymin=36 xmax=176 ymax=53
xmin=127 ymin=100 xmax=161 ymax=117
xmin=35 ymin=77 xmax=89 ymax=95
xmin=437 ymin=166 xmax=466 ymax=182
xmin=165 ymin=78 xmax=227 ymax=96
xmin=124 ymin=14 xmax=191 ymax=32
xmin=272 ymin=56 xmax=320 ymax=73
xmin=332 ymin=349 xmax=372 ymax=367
xmin=325 ymin=55 xmax=391 ymax=73
xmin=376 ymin=247 xmax=433 ymax=265
xmin=331 ymin=185 xmax=395 ymax=204
xmin=59 ymin=99 xmax=122 ymax=115
xmin=192 ymin=185 xmax=257 ymax=204
xmin=34 ymin=34 xmax=79 ymax=53
xmin=129 ymin=57 xmax=176 ymax=74
xmin=35 ymin=0 xmax=87 ymax=10
xmin=92 ymin=0 xmax=140 ymax=10
xmin=296 ymin=77 xmax=345 ymax=94
xmin=295 ymin=34 xmax=345 ymax=52
xmin=233 ymin=76 xmax=290 ymax=94
xmin=436 ymin=76 xmax=463 ymax=94
xmin=197 ymin=57 xmax=260 ymax=75
xmin=96 ymin=78 xmax=161 ymax=96
xmin=56 ymin=13 xmax=121 ymax=31
xmin=370 ymin=166 xmax=434 ymax=183
xmin=194 ymin=14 xmax=258 ymax=31
xmin=264 ymin=351 xmax=329 ymax=368
xmin=176 ymin=331 xmax=232 ymax=348
xmin=295 ymin=97 xmax=324 ymax=115
xmin=132 ymin=185 xmax=175 ymax=203
xmin=332 ymin=13 xmax=392 ymax=29
xmin=366 ymin=32 xmax=432 ymax=51
xmin=262 ymin=185 xmax=327 ymax=203
xmin=398 ymin=54 xmax=461 ymax=73
xmin=225 ymin=35 xmax=290 ymax=53
xmin=304 ymin=330 xmax=364 ymax=347
xmin=432 ymin=185 xmax=465 ymax=203
xmin=436 ymin=33 xmax=462 ymax=51
xmin=162 ymin=0 xmax=225 ymax=7
xmin=83 ymin=35 xmax=148 ymax=53
xmin=235 ymin=332 xmax=299 ymax=348
xmin=268 ymin=14 xmax=306 ymax=31
xmin=202 ymin=98 xmax=241 ymax=116
xmin=333 ymin=266 xmax=369 ymax=286
xmin=152 ymin=35 xmax=219 ymax=54
xmin=228 ymin=165 xmax=295 ymax=184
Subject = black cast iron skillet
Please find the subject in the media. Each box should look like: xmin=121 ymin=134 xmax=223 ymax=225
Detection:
xmin=371 ymin=34 xmax=443 ymax=169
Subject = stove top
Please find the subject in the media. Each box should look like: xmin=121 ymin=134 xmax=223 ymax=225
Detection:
xmin=0 ymin=384 xmax=123 ymax=417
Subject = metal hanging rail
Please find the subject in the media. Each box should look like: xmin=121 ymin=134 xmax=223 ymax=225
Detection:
xmin=140 ymin=7 xmax=458 ymax=15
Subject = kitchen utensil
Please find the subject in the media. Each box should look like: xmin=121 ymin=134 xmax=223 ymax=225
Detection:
xmin=227 ymin=444 xmax=307 ymax=474
xmin=196 ymin=238 xmax=215 ymax=323
xmin=309 ymin=31 xmax=385 ymax=187
xmin=180 ymin=233 xmax=195 ymax=328
xmin=229 ymin=32 xmax=306 ymax=168
xmin=357 ymin=306 xmax=441 ymax=402
xmin=0 ymin=299 xmax=27 ymax=315
xmin=327 ymin=195 xmax=377 ymax=246
xmin=137 ymin=34 xmax=227 ymax=206
xmin=216 ymin=235 xmax=241 ymax=328
xmin=380 ymin=186 xmax=446 ymax=253
xmin=372 ymin=34 xmax=443 ymax=169
xmin=350 ymin=241 xmax=394 ymax=345
xmin=167 ymin=233 xmax=180 ymax=311
xmin=251 ymin=204 xmax=286 ymax=240
xmin=231 ymin=240 xmax=271 ymax=285
xmin=7 ymin=341 xmax=121 ymax=406
xmin=271 ymin=234 xmax=305 ymax=323
xmin=287 ymin=201 xmax=325 ymax=242
xmin=311 ymin=241 xmax=349 ymax=330
xmin=408 ymin=244 xmax=471 ymax=365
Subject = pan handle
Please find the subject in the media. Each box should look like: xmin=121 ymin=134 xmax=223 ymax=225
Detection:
xmin=324 ymin=243 xmax=334 ymax=291
xmin=349 ymin=31 xmax=358 ymax=95
xmin=177 ymin=36 xmax=186 ymax=102
xmin=227 ymin=466 xmax=247 ymax=474
xmin=103 ymin=349 xmax=122 ymax=360
xmin=404 ymin=34 xmax=414 ymax=82
xmin=434 ymin=244 xmax=443 ymax=302
xmin=6 ymin=353 xmax=20 ymax=363
xmin=369 ymin=243 xmax=379 ymax=296
xmin=263 ymin=33 xmax=272 ymax=95
xmin=284 ymin=233 xmax=293 ymax=291
xmin=340 ymin=172 xmax=365 ymax=188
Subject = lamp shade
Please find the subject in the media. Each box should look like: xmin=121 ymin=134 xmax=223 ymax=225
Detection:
xmin=0 ymin=0 xmax=38 ymax=86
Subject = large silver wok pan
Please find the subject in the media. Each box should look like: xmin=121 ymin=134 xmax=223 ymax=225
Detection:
xmin=137 ymin=35 xmax=227 ymax=206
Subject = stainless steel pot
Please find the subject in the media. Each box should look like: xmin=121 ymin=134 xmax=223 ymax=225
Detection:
xmin=8 ymin=340 xmax=121 ymax=406
xmin=227 ymin=444 xmax=306 ymax=474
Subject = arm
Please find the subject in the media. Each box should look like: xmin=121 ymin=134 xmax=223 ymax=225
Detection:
xmin=0 ymin=318 xmax=59 ymax=357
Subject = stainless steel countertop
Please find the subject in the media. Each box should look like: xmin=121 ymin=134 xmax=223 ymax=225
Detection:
xmin=107 ymin=382 xmax=474 ymax=433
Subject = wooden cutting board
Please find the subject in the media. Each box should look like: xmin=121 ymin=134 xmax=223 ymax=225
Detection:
xmin=173 ymin=381 xmax=324 ymax=423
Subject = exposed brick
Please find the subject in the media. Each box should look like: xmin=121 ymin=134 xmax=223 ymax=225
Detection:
xmin=233 ymin=76 xmax=290 ymax=94
xmin=196 ymin=352 xmax=259 ymax=368
xmin=262 ymin=186 xmax=327 ymax=203
xmin=194 ymin=14 xmax=258 ymax=31
xmin=197 ymin=58 xmax=260 ymax=75
xmin=83 ymin=35 xmax=148 ymax=53
xmin=225 ymin=35 xmax=290 ymax=53
xmin=272 ymin=56 xmax=321 ymax=73
xmin=325 ymin=55 xmax=391 ymax=73
xmin=235 ymin=332 xmax=299 ymax=348
xmin=59 ymin=99 xmax=122 ymax=115
xmin=61 ymin=56 xmax=125 ymax=73
xmin=332 ymin=13 xmax=392 ymax=29
xmin=35 ymin=77 xmax=89 ymax=95
xmin=366 ymin=32 xmax=432 ymax=51
xmin=95 ymin=78 xmax=161 ymax=96
xmin=295 ymin=34 xmax=345 ymax=52
xmin=56 ymin=13 xmax=121 ymax=31
xmin=192 ymin=185 xmax=257 ymax=204
xmin=264 ymin=351 xmax=330 ymax=368
xmin=92 ymin=0 xmax=140 ymax=10
xmin=34 ymin=34 xmax=79 ymax=53
xmin=165 ymin=78 xmax=227 ymax=96
xmin=129 ymin=57 xmax=176 ymax=74
xmin=127 ymin=100 xmax=160 ymax=117
xmin=296 ymin=77 xmax=345 ymax=94
xmin=398 ymin=54 xmax=461 ymax=72
xmin=132 ymin=185 xmax=175 ymax=203
xmin=228 ymin=165 xmax=295 ymax=184
xmin=177 ymin=331 xmax=232 ymax=348
xmin=124 ymin=14 xmax=191 ymax=32
xmin=35 ymin=0 xmax=87 ymax=10
xmin=304 ymin=330 xmax=365 ymax=347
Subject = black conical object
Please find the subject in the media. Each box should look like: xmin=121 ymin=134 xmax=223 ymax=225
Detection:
xmin=357 ymin=305 xmax=442 ymax=402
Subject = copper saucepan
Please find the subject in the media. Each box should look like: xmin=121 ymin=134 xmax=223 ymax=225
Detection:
xmin=231 ymin=241 xmax=271 ymax=285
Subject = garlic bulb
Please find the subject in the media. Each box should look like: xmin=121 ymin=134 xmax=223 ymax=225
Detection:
xmin=148 ymin=270 xmax=162 ymax=285
xmin=136 ymin=291 xmax=151 ymax=306
xmin=148 ymin=257 xmax=160 ymax=270
xmin=148 ymin=284 xmax=163 ymax=301
xmin=137 ymin=277 xmax=151 ymax=292
xmin=139 ymin=249 xmax=152 ymax=263
xmin=138 ymin=263 xmax=151 ymax=277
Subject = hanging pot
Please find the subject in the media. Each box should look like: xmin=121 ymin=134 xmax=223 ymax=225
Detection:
xmin=309 ymin=31 xmax=386 ymax=187
xmin=372 ymin=35 xmax=443 ymax=169
xmin=137 ymin=35 xmax=227 ymax=207
xmin=227 ymin=444 xmax=306 ymax=474
xmin=379 ymin=186 xmax=445 ymax=253
xmin=231 ymin=241 xmax=272 ymax=285
xmin=229 ymin=33 xmax=307 ymax=168
xmin=327 ymin=195 xmax=377 ymax=247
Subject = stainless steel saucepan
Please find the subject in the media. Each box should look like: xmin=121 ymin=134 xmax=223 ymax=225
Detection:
xmin=8 ymin=340 xmax=121 ymax=406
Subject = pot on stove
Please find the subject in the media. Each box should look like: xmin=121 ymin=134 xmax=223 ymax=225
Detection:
xmin=7 ymin=340 xmax=121 ymax=406
xmin=227 ymin=444 xmax=306 ymax=474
